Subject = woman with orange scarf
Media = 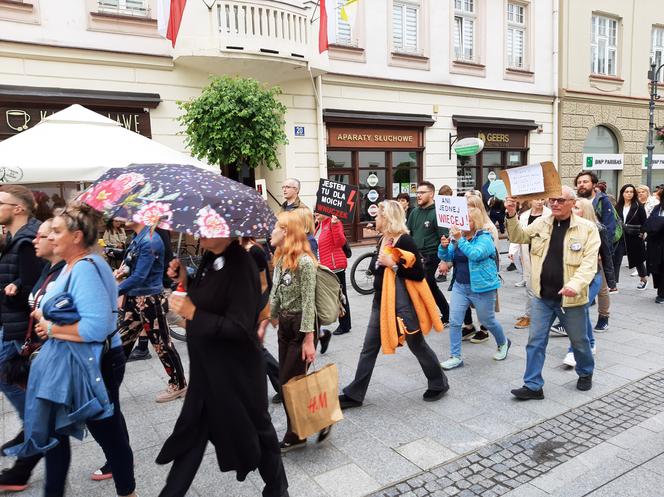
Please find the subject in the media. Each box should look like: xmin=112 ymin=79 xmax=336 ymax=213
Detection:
xmin=339 ymin=201 xmax=448 ymax=409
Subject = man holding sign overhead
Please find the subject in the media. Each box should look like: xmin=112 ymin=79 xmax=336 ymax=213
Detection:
xmin=407 ymin=182 xmax=450 ymax=325
xmin=505 ymin=186 xmax=600 ymax=399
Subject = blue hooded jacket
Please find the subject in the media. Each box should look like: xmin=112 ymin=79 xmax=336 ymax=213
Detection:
xmin=118 ymin=226 xmax=165 ymax=296
xmin=438 ymin=230 xmax=500 ymax=293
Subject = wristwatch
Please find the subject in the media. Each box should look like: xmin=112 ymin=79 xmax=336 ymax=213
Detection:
xmin=47 ymin=322 xmax=54 ymax=338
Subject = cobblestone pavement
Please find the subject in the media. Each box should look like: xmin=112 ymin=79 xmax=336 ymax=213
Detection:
xmin=369 ymin=370 xmax=664 ymax=497
xmin=2 ymin=245 xmax=664 ymax=496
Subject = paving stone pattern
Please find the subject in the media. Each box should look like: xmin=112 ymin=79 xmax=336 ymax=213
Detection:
xmin=369 ymin=371 xmax=664 ymax=497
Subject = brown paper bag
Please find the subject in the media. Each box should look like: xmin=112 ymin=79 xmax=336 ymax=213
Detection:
xmin=282 ymin=363 xmax=344 ymax=439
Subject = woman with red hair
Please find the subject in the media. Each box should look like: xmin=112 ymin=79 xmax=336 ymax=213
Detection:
xmin=262 ymin=210 xmax=322 ymax=453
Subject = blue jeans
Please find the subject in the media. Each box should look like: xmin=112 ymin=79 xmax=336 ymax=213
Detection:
xmin=0 ymin=327 xmax=27 ymax=419
xmin=568 ymin=272 xmax=602 ymax=352
xmin=448 ymin=283 xmax=507 ymax=358
xmin=526 ymin=298 xmax=594 ymax=390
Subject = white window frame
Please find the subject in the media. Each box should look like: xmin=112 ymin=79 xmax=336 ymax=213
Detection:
xmin=652 ymin=26 xmax=664 ymax=83
xmin=454 ymin=0 xmax=476 ymax=62
xmin=333 ymin=0 xmax=355 ymax=46
xmin=98 ymin=0 xmax=149 ymax=17
xmin=591 ymin=14 xmax=618 ymax=76
xmin=506 ymin=2 xmax=526 ymax=69
xmin=392 ymin=1 xmax=420 ymax=55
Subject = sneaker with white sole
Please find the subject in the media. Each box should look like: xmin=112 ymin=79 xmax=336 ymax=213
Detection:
xmin=440 ymin=356 xmax=464 ymax=370
xmin=514 ymin=280 xmax=527 ymax=288
xmin=631 ymin=269 xmax=639 ymax=277
xmin=594 ymin=316 xmax=609 ymax=332
xmin=493 ymin=339 xmax=511 ymax=361
xmin=156 ymin=384 xmax=187 ymax=403
xmin=637 ymin=280 xmax=648 ymax=291
xmin=563 ymin=351 xmax=576 ymax=367
xmin=550 ymin=323 xmax=567 ymax=336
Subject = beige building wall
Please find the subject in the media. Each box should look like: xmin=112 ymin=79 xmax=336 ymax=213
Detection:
xmin=558 ymin=0 xmax=664 ymax=189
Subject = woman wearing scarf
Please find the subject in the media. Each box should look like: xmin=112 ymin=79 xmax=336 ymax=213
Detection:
xmin=338 ymin=200 xmax=448 ymax=410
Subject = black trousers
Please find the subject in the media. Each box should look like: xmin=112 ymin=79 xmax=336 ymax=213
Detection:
xmin=336 ymin=269 xmax=352 ymax=332
xmin=44 ymin=347 xmax=135 ymax=497
xmin=423 ymin=254 xmax=449 ymax=322
xmin=263 ymin=347 xmax=281 ymax=395
xmin=612 ymin=241 xmax=647 ymax=283
xmin=277 ymin=312 xmax=317 ymax=444
xmin=343 ymin=301 xmax=448 ymax=403
xmin=158 ymin=416 xmax=288 ymax=497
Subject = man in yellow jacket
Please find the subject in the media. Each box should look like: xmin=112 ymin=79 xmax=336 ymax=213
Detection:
xmin=505 ymin=186 xmax=600 ymax=399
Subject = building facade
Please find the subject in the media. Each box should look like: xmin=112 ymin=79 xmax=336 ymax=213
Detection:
xmin=558 ymin=0 xmax=664 ymax=194
xmin=0 ymin=0 xmax=556 ymax=241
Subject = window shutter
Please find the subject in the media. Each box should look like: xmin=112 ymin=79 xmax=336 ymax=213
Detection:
xmin=392 ymin=4 xmax=404 ymax=50
xmin=336 ymin=0 xmax=352 ymax=45
xmin=404 ymin=5 xmax=418 ymax=51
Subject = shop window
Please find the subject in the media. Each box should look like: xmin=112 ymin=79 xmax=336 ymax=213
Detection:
xmin=583 ymin=125 xmax=620 ymax=195
xmin=392 ymin=151 xmax=418 ymax=209
xmin=591 ymin=14 xmax=618 ymax=77
xmin=327 ymin=150 xmax=352 ymax=168
xmin=641 ymin=131 xmax=664 ymax=186
xmin=454 ymin=0 xmax=475 ymax=62
xmin=506 ymin=2 xmax=526 ymax=69
xmin=652 ymin=26 xmax=664 ymax=83
xmin=392 ymin=1 xmax=420 ymax=54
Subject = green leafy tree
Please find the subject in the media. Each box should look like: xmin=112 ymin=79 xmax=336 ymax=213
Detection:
xmin=178 ymin=76 xmax=288 ymax=173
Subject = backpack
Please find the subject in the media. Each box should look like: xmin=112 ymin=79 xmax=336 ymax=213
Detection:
xmin=315 ymin=265 xmax=346 ymax=326
xmin=594 ymin=196 xmax=623 ymax=243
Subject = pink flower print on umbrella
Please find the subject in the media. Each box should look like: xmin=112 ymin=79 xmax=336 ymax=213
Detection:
xmin=196 ymin=206 xmax=230 ymax=238
xmin=80 ymin=179 xmax=125 ymax=211
xmin=133 ymin=201 xmax=173 ymax=230
xmin=115 ymin=172 xmax=145 ymax=191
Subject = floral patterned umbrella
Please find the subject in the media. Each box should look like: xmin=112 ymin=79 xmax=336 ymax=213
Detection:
xmin=80 ymin=163 xmax=276 ymax=238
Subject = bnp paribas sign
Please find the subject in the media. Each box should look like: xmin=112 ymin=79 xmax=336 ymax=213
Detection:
xmin=583 ymin=154 xmax=624 ymax=170
xmin=642 ymin=155 xmax=664 ymax=169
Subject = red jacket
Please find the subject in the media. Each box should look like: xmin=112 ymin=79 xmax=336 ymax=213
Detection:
xmin=316 ymin=218 xmax=347 ymax=271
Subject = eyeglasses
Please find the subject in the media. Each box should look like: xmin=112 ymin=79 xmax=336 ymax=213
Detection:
xmin=281 ymin=185 xmax=297 ymax=190
xmin=548 ymin=198 xmax=572 ymax=205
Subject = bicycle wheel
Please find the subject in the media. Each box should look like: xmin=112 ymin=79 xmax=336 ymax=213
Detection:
xmin=350 ymin=252 xmax=376 ymax=295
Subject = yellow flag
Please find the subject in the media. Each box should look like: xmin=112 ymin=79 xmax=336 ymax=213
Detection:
xmin=340 ymin=0 xmax=358 ymax=24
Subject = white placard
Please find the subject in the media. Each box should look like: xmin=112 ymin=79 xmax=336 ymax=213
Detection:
xmin=435 ymin=195 xmax=469 ymax=229
xmin=506 ymin=163 xmax=545 ymax=196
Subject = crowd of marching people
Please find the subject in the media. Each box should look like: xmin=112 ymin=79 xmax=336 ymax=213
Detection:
xmin=0 ymin=169 xmax=662 ymax=496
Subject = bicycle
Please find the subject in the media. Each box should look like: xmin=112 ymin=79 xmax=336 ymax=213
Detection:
xmin=350 ymin=250 xmax=377 ymax=295
xmin=167 ymin=241 xmax=203 ymax=342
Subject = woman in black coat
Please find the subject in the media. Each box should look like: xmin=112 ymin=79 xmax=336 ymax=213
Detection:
xmin=157 ymin=239 xmax=288 ymax=497
xmin=645 ymin=190 xmax=664 ymax=304
xmin=614 ymin=184 xmax=648 ymax=289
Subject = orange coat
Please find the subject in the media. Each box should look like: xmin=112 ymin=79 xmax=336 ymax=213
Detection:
xmin=379 ymin=247 xmax=444 ymax=354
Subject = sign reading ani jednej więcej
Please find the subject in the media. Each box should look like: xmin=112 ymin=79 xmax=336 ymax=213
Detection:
xmin=314 ymin=178 xmax=359 ymax=222
xmin=435 ymin=195 xmax=470 ymax=230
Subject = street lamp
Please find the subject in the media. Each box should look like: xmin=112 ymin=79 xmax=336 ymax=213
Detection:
xmin=646 ymin=62 xmax=664 ymax=189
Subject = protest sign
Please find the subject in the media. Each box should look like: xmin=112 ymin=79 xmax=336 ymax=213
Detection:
xmin=435 ymin=195 xmax=469 ymax=229
xmin=499 ymin=161 xmax=561 ymax=201
xmin=314 ymin=178 xmax=359 ymax=222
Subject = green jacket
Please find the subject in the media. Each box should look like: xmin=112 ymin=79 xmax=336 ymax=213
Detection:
xmin=406 ymin=204 xmax=448 ymax=256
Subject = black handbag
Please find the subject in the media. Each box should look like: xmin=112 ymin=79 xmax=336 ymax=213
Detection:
xmin=623 ymin=224 xmax=641 ymax=236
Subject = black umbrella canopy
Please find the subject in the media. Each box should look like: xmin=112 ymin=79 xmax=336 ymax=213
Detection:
xmin=80 ymin=163 xmax=276 ymax=238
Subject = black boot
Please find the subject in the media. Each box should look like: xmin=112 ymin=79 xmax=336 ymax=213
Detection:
xmin=0 ymin=454 xmax=41 ymax=491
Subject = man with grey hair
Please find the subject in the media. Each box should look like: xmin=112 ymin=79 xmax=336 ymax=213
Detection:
xmin=505 ymin=186 xmax=600 ymax=399
xmin=281 ymin=178 xmax=304 ymax=212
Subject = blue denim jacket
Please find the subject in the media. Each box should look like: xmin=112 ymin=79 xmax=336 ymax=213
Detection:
xmin=3 ymin=339 xmax=113 ymax=458
xmin=438 ymin=230 xmax=500 ymax=293
xmin=118 ymin=226 xmax=165 ymax=296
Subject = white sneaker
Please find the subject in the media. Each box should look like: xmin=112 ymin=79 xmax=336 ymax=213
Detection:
xmin=563 ymin=352 xmax=576 ymax=367
xmin=514 ymin=280 xmax=527 ymax=288
xmin=637 ymin=280 xmax=648 ymax=291
xmin=631 ymin=269 xmax=639 ymax=277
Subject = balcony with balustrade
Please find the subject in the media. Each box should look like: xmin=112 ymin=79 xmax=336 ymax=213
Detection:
xmin=174 ymin=0 xmax=326 ymax=83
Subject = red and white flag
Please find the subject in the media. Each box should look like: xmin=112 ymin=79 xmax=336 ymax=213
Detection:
xmin=157 ymin=0 xmax=187 ymax=48
xmin=318 ymin=0 xmax=329 ymax=53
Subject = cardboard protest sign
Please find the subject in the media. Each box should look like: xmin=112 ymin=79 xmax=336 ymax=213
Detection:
xmin=499 ymin=161 xmax=561 ymax=201
xmin=435 ymin=195 xmax=469 ymax=230
xmin=314 ymin=178 xmax=359 ymax=222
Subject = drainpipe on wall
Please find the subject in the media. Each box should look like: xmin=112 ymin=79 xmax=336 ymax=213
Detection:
xmin=552 ymin=1 xmax=560 ymax=169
